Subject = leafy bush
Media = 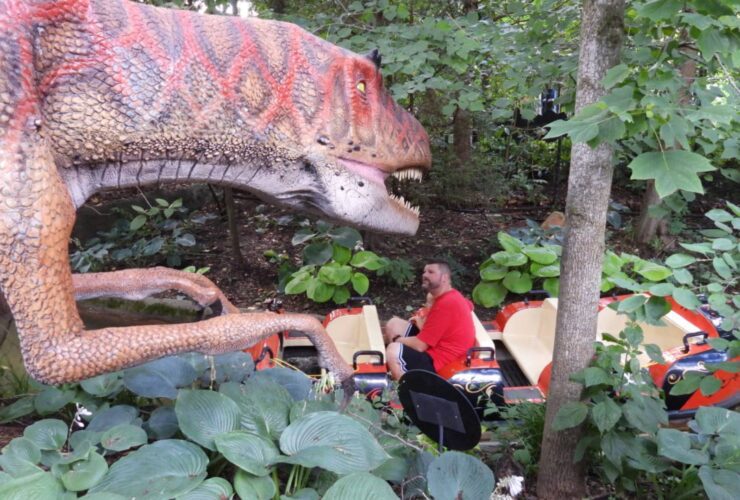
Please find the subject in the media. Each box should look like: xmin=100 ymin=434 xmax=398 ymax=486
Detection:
xmin=283 ymin=221 xmax=404 ymax=305
xmin=70 ymin=198 xmax=215 ymax=272
xmin=0 ymin=353 xmax=498 ymax=498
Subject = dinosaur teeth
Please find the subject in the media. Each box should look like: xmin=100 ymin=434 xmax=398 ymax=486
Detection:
xmin=389 ymin=193 xmax=420 ymax=216
xmin=391 ymin=167 xmax=423 ymax=182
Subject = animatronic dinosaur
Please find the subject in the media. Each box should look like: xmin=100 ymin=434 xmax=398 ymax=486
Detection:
xmin=0 ymin=0 xmax=431 ymax=392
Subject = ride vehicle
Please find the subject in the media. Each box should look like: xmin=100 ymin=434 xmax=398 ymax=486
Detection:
xmin=280 ymin=295 xmax=738 ymax=420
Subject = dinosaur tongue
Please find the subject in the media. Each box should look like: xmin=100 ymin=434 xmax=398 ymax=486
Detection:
xmin=339 ymin=158 xmax=388 ymax=187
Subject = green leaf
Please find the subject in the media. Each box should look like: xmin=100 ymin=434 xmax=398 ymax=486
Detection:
xmin=543 ymin=277 xmax=560 ymax=297
xmin=304 ymin=242 xmax=333 ymax=265
xmin=602 ymin=86 xmax=635 ymax=113
xmin=637 ymin=0 xmax=682 ymax=20
xmin=350 ymin=251 xmax=385 ymax=270
xmin=618 ymin=295 xmax=647 ymax=313
xmin=592 ymin=399 xmax=622 ymax=433
xmin=0 ymin=397 xmax=35 ymax=424
xmin=175 ymin=389 xmax=241 ymax=451
xmin=24 ymin=419 xmax=68 ymax=451
xmin=522 ymin=245 xmax=558 ymax=265
xmin=498 ymin=232 xmax=524 ymax=252
xmin=712 ymin=238 xmax=734 ymax=251
xmin=318 ymin=264 xmax=352 ymax=286
xmin=698 ymin=466 xmax=740 ymax=500
xmin=657 ymin=429 xmax=708 ymax=465
xmin=327 ymin=227 xmax=362 ymax=248
xmin=332 ymin=286 xmax=350 ymax=305
xmin=645 ymin=296 xmax=671 ymax=324
xmin=214 ymin=431 xmax=279 ymax=477
xmin=553 ymin=402 xmax=589 ymax=431
xmin=672 ymin=268 xmax=694 ymax=285
xmin=636 ymin=262 xmax=672 ymax=282
xmin=427 ymin=451 xmax=494 ymax=500
xmin=332 ymin=244 xmax=351 ymax=265
xmin=472 ymin=281 xmax=507 ymax=308
xmin=697 ymin=28 xmax=730 ymax=60
xmin=90 ymin=440 xmax=208 ymax=498
xmin=665 ymin=253 xmax=696 ymax=268
xmin=480 ymin=262 xmax=507 ymax=281
xmin=307 ymin=278 xmax=334 ymax=303
xmin=284 ymin=275 xmax=310 ymax=295
xmin=584 ymin=367 xmax=612 ymax=387
xmin=670 ymin=372 xmax=703 ymax=396
xmin=292 ymin=229 xmax=316 ymax=246
xmin=129 ymin=214 xmax=147 ymax=231
xmin=100 ymin=424 xmax=148 ymax=452
xmin=648 ymin=283 xmax=674 ymax=297
xmin=123 ymin=356 xmax=197 ymax=399
xmin=601 ymin=64 xmax=630 ymax=89
xmin=492 ymin=251 xmax=528 ymax=267
xmin=277 ymin=411 xmax=388 ymax=475
xmin=55 ymin=451 xmax=108 ymax=492
xmin=351 ymin=272 xmax=369 ymax=295
xmin=713 ymin=257 xmax=732 ymax=279
xmin=502 ymin=271 xmax=533 ymax=294
xmin=680 ymin=242 xmax=714 ymax=255
xmin=622 ymin=398 xmax=667 ymax=434
xmin=34 ymin=386 xmax=76 ymax=415
xmin=628 ymin=151 xmax=715 ymax=198
xmin=672 ymin=288 xmax=701 ymax=310
xmin=705 ymin=208 xmax=733 ymax=223
xmin=0 ymin=471 xmax=64 ymax=499
xmin=234 ymin=470 xmax=275 ymax=500
xmin=695 ymin=406 xmax=740 ymax=435
xmin=322 ymin=472 xmax=398 ymax=500
xmin=80 ymin=372 xmax=124 ymax=397
xmin=699 ymin=375 xmax=722 ymax=396
xmin=177 ymin=477 xmax=233 ymax=500
xmin=644 ymin=344 xmax=666 ymax=364
xmin=220 ymin=378 xmax=292 ymax=440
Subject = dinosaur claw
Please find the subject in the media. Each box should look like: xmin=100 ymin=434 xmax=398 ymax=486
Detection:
xmin=339 ymin=375 xmax=357 ymax=412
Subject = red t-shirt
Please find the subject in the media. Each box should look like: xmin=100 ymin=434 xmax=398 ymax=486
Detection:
xmin=416 ymin=289 xmax=475 ymax=371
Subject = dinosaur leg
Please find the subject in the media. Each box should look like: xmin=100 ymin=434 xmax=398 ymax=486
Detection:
xmin=0 ymin=144 xmax=354 ymax=390
xmin=73 ymin=268 xmax=241 ymax=315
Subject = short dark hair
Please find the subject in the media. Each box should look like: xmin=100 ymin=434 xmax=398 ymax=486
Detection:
xmin=426 ymin=260 xmax=451 ymax=276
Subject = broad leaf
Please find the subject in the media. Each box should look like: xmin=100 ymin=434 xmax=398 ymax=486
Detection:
xmin=54 ymin=451 xmax=108 ymax=492
xmin=553 ymin=402 xmax=589 ymax=431
xmin=636 ymin=263 xmax=672 ymax=282
xmin=657 ymin=428 xmax=708 ymax=465
xmin=175 ymin=390 xmax=241 ymax=451
xmin=427 ymin=451 xmax=494 ymax=500
xmin=350 ymin=251 xmax=385 ymax=270
xmin=592 ymin=398 xmax=622 ymax=433
xmin=0 ymin=471 xmax=63 ymax=499
xmin=628 ymin=150 xmax=715 ymax=198
xmin=90 ymin=440 xmax=208 ymax=498
xmin=80 ymin=372 xmax=124 ymax=397
xmin=498 ymin=232 xmax=524 ymax=252
xmin=695 ymin=406 xmax=740 ymax=436
xmin=176 ymin=477 xmax=233 ymax=500
xmin=23 ymin=419 xmax=67 ymax=451
xmin=698 ymin=466 xmax=740 ymax=500
xmin=327 ymin=227 xmax=362 ymax=248
xmin=502 ymin=270 xmax=533 ymax=294
xmin=472 ymin=281 xmax=507 ymax=307
xmin=220 ymin=378 xmax=292 ymax=440
xmin=323 ymin=472 xmax=398 ymax=500
xmin=145 ymin=407 xmax=179 ymax=440
xmin=87 ymin=405 xmax=139 ymax=433
xmin=278 ymin=411 xmax=388 ymax=475
xmin=479 ymin=263 xmax=507 ymax=281
xmin=672 ymin=288 xmax=701 ymax=310
xmin=233 ymin=470 xmax=275 ymax=500
xmin=351 ymin=272 xmax=370 ymax=295
xmin=492 ymin=251 xmax=527 ymax=267
xmin=123 ymin=356 xmax=198 ymax=399
xmin=214 ymin=431 xmax=279 ymax=477
xmin=100 ymin=424 xmax=148 ymax=452
xmin=522 ymin=245 xmax=558 ymax=265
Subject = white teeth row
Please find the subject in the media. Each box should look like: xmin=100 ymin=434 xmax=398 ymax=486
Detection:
xmin=389 ymin=193 xmax=420 ymax=215
xmin=391 ymin=168 xmax=423 ymax=182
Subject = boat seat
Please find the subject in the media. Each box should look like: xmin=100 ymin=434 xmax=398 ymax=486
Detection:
xmin=596 ymin=303 xmax=700 ymax=365
xmin=325 ymin=305 xmax=385 ymax=365
xmin=502 ymin=298 xmax=559 ymax=385
xmin=473 ymin=312 xmax=495 ymax=350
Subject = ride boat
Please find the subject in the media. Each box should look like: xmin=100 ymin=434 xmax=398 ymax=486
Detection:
xmin=278 ymin=295 xmax=737 ymax=420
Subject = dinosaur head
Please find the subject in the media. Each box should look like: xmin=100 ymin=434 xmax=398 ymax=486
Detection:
xmin=291 ymin=44 xmax=432 ymax=236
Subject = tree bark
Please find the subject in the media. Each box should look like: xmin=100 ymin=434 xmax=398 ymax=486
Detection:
xmin=452 ymin=106 xmax=472 ymax=166
xmin=536 ymin=1 xmax=625 ymax=498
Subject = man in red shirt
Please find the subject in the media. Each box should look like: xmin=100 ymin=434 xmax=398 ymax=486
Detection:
xmin=384 ymin=261 xmax=475 ymax=380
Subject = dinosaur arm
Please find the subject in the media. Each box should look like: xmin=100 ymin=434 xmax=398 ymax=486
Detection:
xmin=72 ymin=268 xmax=240 ymax=314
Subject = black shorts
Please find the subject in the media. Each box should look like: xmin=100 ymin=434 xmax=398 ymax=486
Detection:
xmin=398 ymin=323 xmax=435 ymax=373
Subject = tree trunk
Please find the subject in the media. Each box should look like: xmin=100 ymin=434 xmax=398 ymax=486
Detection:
xmin=536 ymin=1 xmax=625 ymax=498
xmin=633 ymin=36 xmax=697 ymax=244
xmin=224 ymin=187 xmax=245 ymax=271
xmin=452 ymin=106 xmax=472 ymax=166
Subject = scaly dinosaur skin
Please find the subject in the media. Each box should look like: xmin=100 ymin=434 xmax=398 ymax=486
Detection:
xmin=0 ymin=0 xmax=431 ymax=388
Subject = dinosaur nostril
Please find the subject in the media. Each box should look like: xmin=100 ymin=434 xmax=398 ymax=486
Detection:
xmin=317 ymin=135 xmax=331 ymax=146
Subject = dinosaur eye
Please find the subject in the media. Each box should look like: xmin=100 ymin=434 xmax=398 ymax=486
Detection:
xmin=356 ymin=81 xmax=366 ymax=94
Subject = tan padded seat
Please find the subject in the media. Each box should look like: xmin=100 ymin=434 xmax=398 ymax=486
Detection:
xmin=325 ymin=305 xmax=385 ymax=364
xmin=473 ymin=313 xmax=495 ymax=350
xmin=502 ymin=298 xmax=559 ymax=385
xmin=596 ymin=304 xmax=699 ymax=365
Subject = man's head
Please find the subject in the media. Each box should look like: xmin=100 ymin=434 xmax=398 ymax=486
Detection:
xmin=421 ymin=261 xmax=452 ymax=296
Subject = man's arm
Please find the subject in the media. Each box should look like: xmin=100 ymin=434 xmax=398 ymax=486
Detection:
xmin=396 ymin=335 xmax=429 ymax=352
